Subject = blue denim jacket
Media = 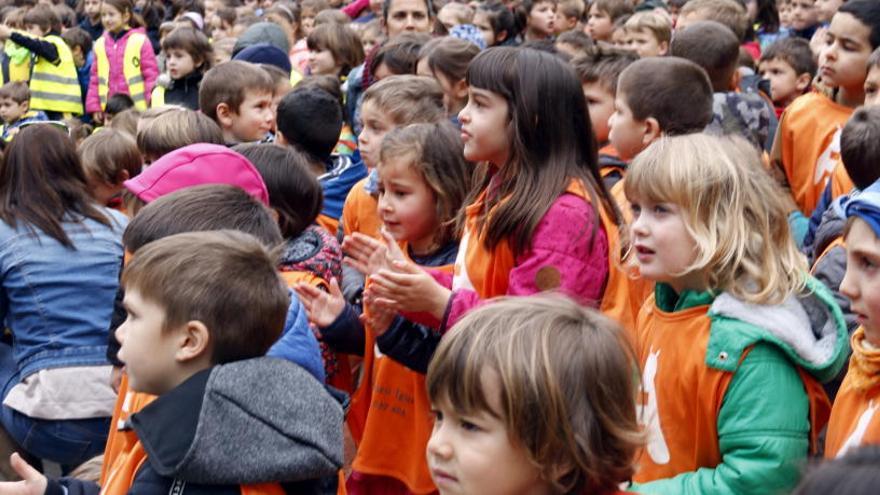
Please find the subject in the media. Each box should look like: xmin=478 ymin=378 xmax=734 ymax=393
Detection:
xmin=0 ymin=209 xmax=127 ymax=379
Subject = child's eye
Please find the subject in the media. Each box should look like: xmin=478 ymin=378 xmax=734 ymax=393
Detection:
xmin=653 ymin=204 xmax=670 ymax=215
xmin=630 ymin=204 xmax=642 ymax=217
xmin=859 ymin=256 xmax=877 ymax=271
xmin=430 ymin=409 xmax=443 ymax=422
xmin=460 ymin=419 xmax=482 ymax=432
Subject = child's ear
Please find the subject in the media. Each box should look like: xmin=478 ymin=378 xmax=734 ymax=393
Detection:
xmin=642 ymin=117 xmax=662 ymax=147
xmin=497 ymin=29 xmax=508 ymax=43
xmin=453 ymin=79 xmax=468 ymax=101
xmin=176 ymin=320 xmax=211 ymax=363
xmin=657 ymin=40 xmax=669 ymax=56
xmin=115 ymin=169 xmax=130 ymax=185
xmin=795 ymin=72 xmax=812 ymax=93
xmin=729 ymin=69 xmax=741 ymax=92
xmin=216 ymin=102 xmax=234 ymax=129
xmin=274 ymin=131 xmax=288 ymax=146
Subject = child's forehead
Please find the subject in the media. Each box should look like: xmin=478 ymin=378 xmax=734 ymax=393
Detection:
xmin=846 ymin=216 xmax=880 ymax=251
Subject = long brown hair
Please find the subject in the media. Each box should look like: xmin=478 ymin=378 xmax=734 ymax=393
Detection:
xmin=0 ymin=125 xmax=113 ymax=248
xmin=461 ymin=47 xmax=621 ymax=256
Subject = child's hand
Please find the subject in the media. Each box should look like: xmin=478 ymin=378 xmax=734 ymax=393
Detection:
xmin=0 ymin=453 xmax=48 ymax=495
xmin=368 ymin=260 xmax=451 ymax=320
xmin=294 ymin=278 xmax=345 ymax=328
xmin=362 ymin=290 xmax=395 ymax=336
xmin=342 ymin=231 xmax=406 ymax=277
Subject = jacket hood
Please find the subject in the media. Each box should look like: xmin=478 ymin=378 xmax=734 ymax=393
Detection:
xmin=809 ymin=196 xmax=847 ymax=265
xmin=132 ymin=357 xmax=344 ymax=485
xmin=708 ymin=277 xmax=848 ymax=383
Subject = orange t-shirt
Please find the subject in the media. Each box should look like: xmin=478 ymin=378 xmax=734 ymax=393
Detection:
xmin=773 ymin=92 xmax=852 ymax=215
xmin=348 ymin=258 xmax=454 ymax=494
xmin=342 ymin=178 xmax=382 ymax=239
xmin=825 ymin=328 xmax=880 ymax=458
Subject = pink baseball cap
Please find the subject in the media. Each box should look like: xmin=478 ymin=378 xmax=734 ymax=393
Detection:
xmin=124 ymin=144 xmax=270 ymax=205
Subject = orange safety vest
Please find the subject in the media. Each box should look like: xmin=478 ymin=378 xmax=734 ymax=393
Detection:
xmin=341 ymin=178 xmax=382 ymax=239
xmin=830 ymin=159 xmax=855 ymax=201
xmin=775 ymin=92 xmax=852 ymax=216
xmin=825 ymin=329 xmax=880 ymax=458
xmin=348 ymin=257 xmax=453 ymax=494
xmin=99 ymin=376 xmax=285 ymax=494
xmin=633 ymin=295 xmax=831 ymax=482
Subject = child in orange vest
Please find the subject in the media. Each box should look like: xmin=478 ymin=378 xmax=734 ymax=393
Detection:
xmin=570 ymin=45 xmax=638 ymax=190
xmin=426 ymin=295 xmax=641 ymax=495
xmin=0 ymin=231 xmax=343 ymax=495
xmin=296 ymin=122 xmax=473 ymax=494
xmin=825 ymin=179 xmax=880 ymax=457
xmin=235 ymin=143 xmax=351 ymax=391
xmin=625 ymin=133 xmax=848 ymax=494
xmin=770 ymin=0 xmax=880 ymax=218
xmin=359 ymin=47 xmax=621 ymax=332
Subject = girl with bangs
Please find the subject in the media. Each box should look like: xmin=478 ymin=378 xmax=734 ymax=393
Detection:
xmin=353 ymin=46 xmax=625 ymax=332
xmin=625 ymin=133 xmax=848 ymax=494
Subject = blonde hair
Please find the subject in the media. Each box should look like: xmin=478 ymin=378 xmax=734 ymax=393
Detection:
xmin=624 ymin=134 xmax=806 ymax=304
xmin=624 ymin=11 xmax=672 ymax=43
xmin=427 ymin=295 xmax=642 ymax=494
xmin=136 ymin=108 xmax=224 ymax=162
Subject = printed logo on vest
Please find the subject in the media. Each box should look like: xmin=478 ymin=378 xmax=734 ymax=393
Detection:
xmin=814 ymin=127 xmax=842 ymax=186
xmin=836 ymin=400 xmax=879 ymax=458
xmin=638 ymin=349 xmax=670 ymax=464
xmin=169 ymin=479 xmax=186 ymax=495
xmin=132 ymin=57 xmax=140 ymax=68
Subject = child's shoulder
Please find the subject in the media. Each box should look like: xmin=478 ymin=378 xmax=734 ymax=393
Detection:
xmin=784 ymin=90 xmax=850 ymax=121
xmin=706 ymin=277 xmax=848 ymax=381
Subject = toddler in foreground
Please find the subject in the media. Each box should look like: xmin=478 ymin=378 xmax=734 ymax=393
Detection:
xmin=426 ymin=294 xmax=642 ymax=495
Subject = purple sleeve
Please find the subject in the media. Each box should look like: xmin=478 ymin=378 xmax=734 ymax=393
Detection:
xmin=342 ymin=0 xmax=370 ymax=18
xmin=85 ymin=44 xmax=101 ymax=113
xmin=139 ymin=37 xmax=159 ymax=104
xmin=442 ymin=194 xmax=609 ymax=330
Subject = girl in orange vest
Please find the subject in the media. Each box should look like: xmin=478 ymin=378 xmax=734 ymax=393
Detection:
xmin=426 ymin=295 xmax=641 ymax=495
xmin=296 ymin=121 xmax=473 ymax=495
xmin=358 ymin=46 xmax=621 ymax=332
xmin=625 ymin=134 xmax=848 ymax=494
xmin=826 ymin=179 xmax=880 ymax=457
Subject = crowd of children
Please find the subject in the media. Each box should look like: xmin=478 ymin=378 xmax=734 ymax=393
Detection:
xmin=0 ymin=0 xmax=875 ymax=494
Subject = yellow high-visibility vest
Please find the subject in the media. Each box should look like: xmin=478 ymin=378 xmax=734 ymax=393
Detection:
xmin=94 ymin=32 xmax=148 ymax=111
xmin=150 ymin=84 xmax=164 ymax=107
xmin=29 ymin=35 xmax=82 ymax=115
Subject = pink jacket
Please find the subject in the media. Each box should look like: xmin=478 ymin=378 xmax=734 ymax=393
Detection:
xmin=85 ymin=28 xmax=158 ymax=113
xmin=424 ymin=193 xmax=610 ymax=330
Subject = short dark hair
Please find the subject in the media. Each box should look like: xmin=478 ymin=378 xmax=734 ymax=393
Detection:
xmin=570 ymin=45 xmax=638 ymax=93
xmin=370 ymin=32 xmax=431 ymax=77
xmin=839 ymin=0 xmax=880 ymax=50
xmin=556 ymin=30 xmax=594 ymax=55
xmin=306 ymin=23 xmax=365 ymax=77
xmin=794 ymin=446 xmax=880 ymax=495
xmin=22 ymin=4 xmax=57 ymax=32
xmin=760 ymin=37 xmax=817 ymax=78
xmin=670 ymin=20 xmax=740 ymax=92
xmin=234 ymin=143 xmax=323 ymax=238
xmin=122 ymin=229 xmax=289 ymax=365
xmin=276 ymin=88 xmax=343 ymax=165
xmin=0 ymin=81 xmax=29 ymax=104
xmin=199 ymin=61 xmax=275 ymax=121
xmin=841 ymin=106 xmax=880 ymax=190
xmin=592 ymin=0 xmax=634 ymax=21
xmin=618 ymin=57 xmax=714 ymax=135
xmin=106 ymin=93 xmax=135 ymax=117
xmin=122 ymin=184 xmax=282 ymax=253
xmin=162 ymin=27 xmax=213 ymax=70
xmin=61 ymin=26 xmax=92 ymax=54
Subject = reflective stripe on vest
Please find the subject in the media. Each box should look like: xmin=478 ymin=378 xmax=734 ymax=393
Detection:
xmin=94 ymin=32 xmax=148 ymax=111
xmin=150 ymin=84 xmax=164 ymax=107
xmin=29 ymin=35 xmax=83 ymax=114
